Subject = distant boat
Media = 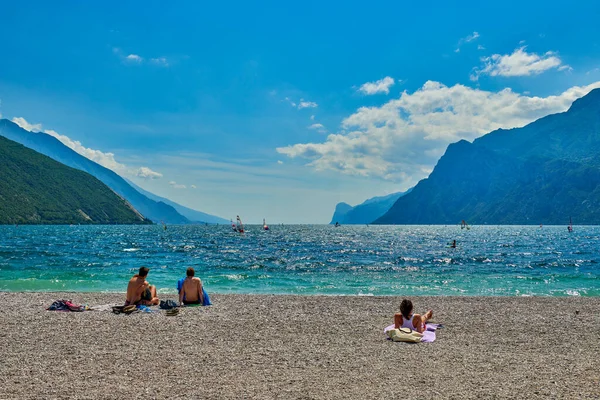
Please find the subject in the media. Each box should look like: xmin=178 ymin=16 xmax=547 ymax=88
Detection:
xmin=334 ymin=221 xmax=340 ymax=227
xmin=236 ymin=215 xmax=245 ymax=234
xmin=263 ymin=218 xmax=269 ymax=231
xmin=568 ymin=217 xmax=573 ymax=233
xmin=460 ymin=220 xmax=470 ymax=230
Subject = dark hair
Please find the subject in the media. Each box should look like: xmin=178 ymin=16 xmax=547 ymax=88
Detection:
xmin=400 ymin=299 xmax=413 ymax=319
xmin=138 ymin=266 xmax=149 ymax=277
xmin=186 ymin=267 xmax=195 ymax=277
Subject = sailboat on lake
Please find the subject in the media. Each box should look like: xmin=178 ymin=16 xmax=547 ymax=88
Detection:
xmin=236 ymin=215 xmax=245 ymax=234
xmin=263 ymin=218 xmax=269 ymax=231
xmin=568 ymin=217 xmax=573 ymax=233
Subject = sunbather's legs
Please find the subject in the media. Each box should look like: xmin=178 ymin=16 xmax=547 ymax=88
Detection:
xmin=423 ymin=309 xmax=433 ymax=322
xmin=413 ymin=314 xmax=425 ymax=333
xmin=150 ymin=285 xmax=159 ymax=305
xmin=139 ymin=286 xmax=160 ymax=306
xmin=413 ymin=310 xmax=433 ymax=333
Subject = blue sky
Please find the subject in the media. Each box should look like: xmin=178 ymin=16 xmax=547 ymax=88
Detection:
xmin=1 ymin=0 xmax=599 ymax=223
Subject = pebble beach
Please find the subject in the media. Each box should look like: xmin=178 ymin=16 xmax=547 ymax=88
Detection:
xmin=1 ymin=292 xmax=599 ymax=399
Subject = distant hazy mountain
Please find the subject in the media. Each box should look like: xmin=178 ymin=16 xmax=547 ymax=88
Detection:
xmin=0 ymin=135 xmax=150 ymax=225
xmin=375 ymin=88 xmax=600 ymax=225
xmin=126 ymin=179 xmax=228 ymax=224
xmin=330 ymin=202 xmax=353 ymax=224
xmin=330 ymin=189 xmax=411 ymax=224
xmin=0 ymin=119 xmax=189 ymax=224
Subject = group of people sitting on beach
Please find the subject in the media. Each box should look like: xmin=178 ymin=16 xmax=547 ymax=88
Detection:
xmin=125 ymin=267 xmax=431 ymax=332
xmin=125 ymin=266 xmax=205 ymax=307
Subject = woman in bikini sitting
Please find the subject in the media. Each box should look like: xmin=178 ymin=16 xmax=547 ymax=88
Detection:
xmin=394 ymin=299 xmax=433 ymax=333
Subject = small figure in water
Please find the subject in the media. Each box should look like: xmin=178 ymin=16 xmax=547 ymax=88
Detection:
xmin=394 ymin=299 xmax=433 ymax=334
xmin=450 ymin=240 xmax=456 ymax=248
xmin=335 ymin=221 xmax=340 ymax=227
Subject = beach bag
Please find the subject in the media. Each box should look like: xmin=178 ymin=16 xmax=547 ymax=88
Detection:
xmin=159 ymin=300 xmax=179 ymax=310
xmin=387 ymin=327 xmax=423 ymax=343
xmin=47 ymin=300 xmax=69 ymax=311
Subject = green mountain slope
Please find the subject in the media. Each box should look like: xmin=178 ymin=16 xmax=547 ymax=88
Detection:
xmin=0 ymin=135 xmax=151 ymax=225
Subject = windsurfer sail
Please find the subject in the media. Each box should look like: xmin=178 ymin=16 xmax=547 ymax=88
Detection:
xmin=236 ymin=215 xmax=245 ymax=234
xmin=568 ymin=217 xmax=573 ymax=233
xmin=263 ymin=218 xmax=269 ymax=231
xmin=460 ymin=220 xmax=470 ymax=230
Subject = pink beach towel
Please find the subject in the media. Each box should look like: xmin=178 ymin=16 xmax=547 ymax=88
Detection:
xmin=384 ymin=323 xmax=440 ymax=343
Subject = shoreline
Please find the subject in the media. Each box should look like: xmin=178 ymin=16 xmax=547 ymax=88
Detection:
xmin=1 ymin=292 xmax=599 ymax=399
xmin=2 ymin=289 xmax=599 ymax=297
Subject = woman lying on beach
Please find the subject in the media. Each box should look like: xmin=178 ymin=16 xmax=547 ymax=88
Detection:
xmin=394 ymin=299 xmax=433 ymax=333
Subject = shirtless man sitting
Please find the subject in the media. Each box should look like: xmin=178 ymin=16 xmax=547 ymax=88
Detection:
xmin=179 ymin=267 xmax=204 ymax=306
xmin=125 ymin=266 xmax=160 ymax=306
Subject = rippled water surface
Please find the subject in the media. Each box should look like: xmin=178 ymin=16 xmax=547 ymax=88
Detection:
xmin=0 ymin=225 xmax=598 ymax=296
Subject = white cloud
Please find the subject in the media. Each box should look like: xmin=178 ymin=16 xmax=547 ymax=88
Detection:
xmin=358 ymin=76 xmax=395 ymax=95
xmin=190 ymin=184 xmax=197 ymax=189
xmin=169 ymin=181 xmax=187 ymax=189
xmin=113 ymin=48 xmax=169 ymax=66
xmin=472 ymin=47 xmax=568 ymax=80
xmin=308 ymin=123 xmax=327 ymax=134
xmin=465 ymin=31 xmax=480 ymax=42
xmin=11 ymin=117 xmax=162 ymax=180
xmin=150 ymin=57 xmax=169 ymax=67
xmin=12 ymin=117 xmax=42 ymax=132
xmin=125 ymin=54 xmax=143 ymax=63
xmin=43 ymin=128 xmax=129 ymax=172
xmin=298 ymin=99 xmax=318 ymax=109
xmin=135 ymin=167 xmax=163 ymax=180
xmin=284 ymin=97 xmax=318 ymax=109
xmin=277 ymin=160 xmax=283 ymax=165
xmin=277 ymin=80 xmax=600 ymax=186
xmin=477 ymin=45 xmax=485 ymax=51
xmin=558 ymin=65 xmax=573 ymax=72
xmin=455 ymin=31 xmax=480 ymax=52
xmin=310 ymin=115 xmax=315 ymax=121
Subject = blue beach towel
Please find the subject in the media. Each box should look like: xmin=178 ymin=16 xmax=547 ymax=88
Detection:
xmin=177 ymin=278 xmax=212 ymax=306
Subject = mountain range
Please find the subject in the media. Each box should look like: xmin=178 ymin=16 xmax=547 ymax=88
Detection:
xmin=0 ymin=119 xmax=226 ymax=224
xmin=375 ymin=88 xmax=600 ymax=225
xmin=330 ymin=189 xmax=411 ymax=224
xmin=126 ymin=179 xmax=228 ymax=224
xmin=0 ymin=135 xmax=150 ymax=225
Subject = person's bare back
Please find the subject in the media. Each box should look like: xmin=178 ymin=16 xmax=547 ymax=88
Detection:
xmin=179 ymin=267 xmax=204 ymax=305
xmin=125 ymin=267 xmax=159 ymax=306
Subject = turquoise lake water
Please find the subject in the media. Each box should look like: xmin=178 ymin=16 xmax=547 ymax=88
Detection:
xmin=0 ymin=225 xmax=598 ymax=296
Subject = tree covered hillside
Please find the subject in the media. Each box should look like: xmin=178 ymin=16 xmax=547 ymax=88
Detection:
xmin=0 ymin=135 xmax=151 ymax=225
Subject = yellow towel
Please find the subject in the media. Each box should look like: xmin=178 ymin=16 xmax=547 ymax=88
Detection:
xmin=387 ymin=327 xmax=423 ymax=343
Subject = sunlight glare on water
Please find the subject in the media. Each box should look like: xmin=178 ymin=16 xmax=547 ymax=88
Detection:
xmin=0 ymin=225 xmax=598 ymax=296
